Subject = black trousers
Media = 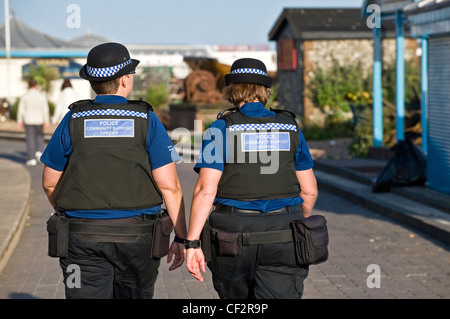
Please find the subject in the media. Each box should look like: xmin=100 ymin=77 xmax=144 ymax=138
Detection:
xmin=24 ymin=124 xmax=44 ymax=160
xmin=208 ymin=206 xmax=309 ymax=299
xmin=59 ymin=216 xmax=160 ymax=299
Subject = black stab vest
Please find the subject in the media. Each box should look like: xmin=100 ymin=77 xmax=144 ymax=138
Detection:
xmin=216 ymin=108 xmax=301 ymax=201
xmin=54 ymin=99 xmax=163 ymax=211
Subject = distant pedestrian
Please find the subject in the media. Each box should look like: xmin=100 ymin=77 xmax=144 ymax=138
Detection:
xmin=17 ymin=79 xmax=49 ymax=166
xmin=52 ymin=79 xmax=78 ymax=124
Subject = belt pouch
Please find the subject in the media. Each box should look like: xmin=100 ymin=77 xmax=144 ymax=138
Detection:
xmin=151 ymin=210 xmax=173 ymax=258
xmin=291 ymin=215 xmax=329 ymax=266
xmin=46 ymin=214 xmax=69 ymax=258
xmin=200 ymin=220 xmax=212 ymax=262
xmin=212 ymin=228 xmax=241 ymax=257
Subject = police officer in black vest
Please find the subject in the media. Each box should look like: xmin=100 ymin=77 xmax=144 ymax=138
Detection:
xmin=185 ymin=58 xmax=318 ymax=299
xmin=42 ymin=43 xmax=187 ymax=299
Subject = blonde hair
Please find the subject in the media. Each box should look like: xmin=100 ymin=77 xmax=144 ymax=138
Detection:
xmin=222 ymin=83 xmax=271 ymax=106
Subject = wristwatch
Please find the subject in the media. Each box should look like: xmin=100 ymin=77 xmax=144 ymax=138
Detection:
xmin=184 ymin=239 xmax=201 ymax=249
xmin=174 ymin=235 xmax=185 ymax=244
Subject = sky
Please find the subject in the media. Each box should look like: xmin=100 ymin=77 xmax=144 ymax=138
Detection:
xmin=1 ymin=0 xmax=363 ymax=46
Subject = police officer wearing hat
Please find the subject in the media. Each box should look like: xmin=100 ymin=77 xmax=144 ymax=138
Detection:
xmin=41 ymin=42 xmax=187 ymax=299
xmin=185 ymin=58 xmax=318 ymax=299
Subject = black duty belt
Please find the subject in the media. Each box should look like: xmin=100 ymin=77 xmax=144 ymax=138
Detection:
xmin=214 ymin=204 xmax=300 ymax=215
xmin=68 ymin=217 xmax=154 ymax=236
xmin=241 ymin=229 xmax=293 ymax=246
xmin=210 ymin=227 xmax=294 ymax=246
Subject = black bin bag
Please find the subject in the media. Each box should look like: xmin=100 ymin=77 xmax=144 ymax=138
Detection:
xmin=372 ymin=134 xmax=426 ymax=193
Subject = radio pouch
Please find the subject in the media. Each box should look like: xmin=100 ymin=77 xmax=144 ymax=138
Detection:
xmin=151 ymin=210 xmax=173 ymax=258
xmin=46 ymin=214 xmax=69 ymax=258
xmin=211 ymin=228 xmax=241 ymax=257
xmin=200 ymin=220 xmax=212 ymax=262
xmin=291 ymin=215 xmax=329 ymax=267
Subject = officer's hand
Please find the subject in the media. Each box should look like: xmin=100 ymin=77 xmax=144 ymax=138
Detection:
xmin=186 ymin=248 xmax=206 ymax=282
xmin=167 ymin=241 xmax=184 ymax=271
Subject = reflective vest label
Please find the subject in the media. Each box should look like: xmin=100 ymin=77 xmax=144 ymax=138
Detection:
xmin=241 ymin=132 xmax=290 ymax=152
xmin=84 ymin=119 xmax=135 ymax=138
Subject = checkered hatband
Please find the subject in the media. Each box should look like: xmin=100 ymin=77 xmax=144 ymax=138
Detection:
xmin=230 ymin=68 xmax=268 ymax=76
xmin=86 ymin=59 xmax=132 ymax=78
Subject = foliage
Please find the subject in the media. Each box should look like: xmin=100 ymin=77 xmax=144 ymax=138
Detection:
xmin=307 ymin=57 xmax=421 ymax=155
xmin=305 ymin=58 xmax=373 ymax=141
xmin=309 ymin=58 xmax=372 ymax=114
xmin=23 ymin=62 xmax=59 ymax=94
xmin=382 ymin=60 xmax=421 ymax=111
xmin=266 ymin=84 xmax=279 ymax=110
xmin=349 ymin=60 xmax=421 ymax=157
xmin=301 ymin=116 xmax=354 ymax=141
xmin=349 ymin=100 xmax=397 ymax=157
xmin=144 ymin=83 xmax=170 ymax=111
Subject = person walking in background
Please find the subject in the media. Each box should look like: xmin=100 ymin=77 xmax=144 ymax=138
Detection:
xmin=17 ymin=79 xmax=49 ymax=166
xmin=52 ymin=79 xmax=78 ymax=124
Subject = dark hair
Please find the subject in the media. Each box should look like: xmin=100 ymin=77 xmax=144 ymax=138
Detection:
xmin=61 ymin=79 xmax=72 ymax=90
xmin=222 ymin=83 xmax=271 ymax=106
xmin=89 ymin=78 xmax=120 ymax=95
xmin=28 ymin=79 xmax=38 ymax=88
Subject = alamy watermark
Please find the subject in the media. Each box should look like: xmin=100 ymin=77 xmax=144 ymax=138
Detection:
xmin=366 ymin=264 xmax=381 ymax=288
xmin=366 ymin=4 xmax=381 ymax=29
xmin=66 ymin=264 xmax=81 ymax=288
xmin=66 ymin=4 xmax=81 ymax=29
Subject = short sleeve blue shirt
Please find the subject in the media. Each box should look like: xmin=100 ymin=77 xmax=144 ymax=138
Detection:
xmin=41 ymin=95 xmax=179 ymax=218
xmin=194 ymin=102 xmax=314 ymax=212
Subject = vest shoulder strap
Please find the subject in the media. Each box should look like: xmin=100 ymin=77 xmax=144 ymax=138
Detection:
xmin=269 ymin=107 xmax=296 ymax=119
xmin=127 ymin=99 xmax=154 ymax=112
xmin=69 ymin=99 xmax=93 ymax=111
xmin=217 ymin=106 xmax=239 ymax=119
xmin=69 ymin=99 xmax=154 ymax=112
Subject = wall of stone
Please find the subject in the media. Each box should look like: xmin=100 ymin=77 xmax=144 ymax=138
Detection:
xmin=276 ymin=35 xmax=419 ymax=119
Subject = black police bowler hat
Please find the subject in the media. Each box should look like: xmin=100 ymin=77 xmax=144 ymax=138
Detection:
xmin=225 ymin=58 xmax=273 ymax=88
xmin=79 ymin=42 xmax=140 ymax=82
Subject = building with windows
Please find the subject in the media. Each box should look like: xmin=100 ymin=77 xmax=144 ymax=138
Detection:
xmin=268 ymin=8 xmax=418 ymax=119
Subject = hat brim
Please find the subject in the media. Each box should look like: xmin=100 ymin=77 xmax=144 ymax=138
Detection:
xmin=79 ymin=59 xmax=140 ymax=82
xmin=225 ymin=73 xmax=273 ymax=88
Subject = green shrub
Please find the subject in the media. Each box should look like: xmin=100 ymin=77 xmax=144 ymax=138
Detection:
xmin=307 ymin=57 xmax=421 ymax=154
xmin=309 ymin=58 xmax=372 ymax=114
xmin=144 ymin=83 xmax=169 ymax=111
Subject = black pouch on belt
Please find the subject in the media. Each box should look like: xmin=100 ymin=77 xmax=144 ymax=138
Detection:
xmin=151 ymin=210 xmax=174 ymax=258
xmin=200 ymin=219 xmax=212 ymax=262
xmin=291 ymin=215 xmax=329 ymax=267
xmin=211 ymin=228 xmax=242 ymax=257
xmin=46 ymin=214 xmax=69 ymax=258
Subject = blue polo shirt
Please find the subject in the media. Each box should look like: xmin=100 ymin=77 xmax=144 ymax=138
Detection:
xmin=194 ymin=102 xmax=314 ymax=212
xmin=41 ymin=95 xmax=179 ymax=219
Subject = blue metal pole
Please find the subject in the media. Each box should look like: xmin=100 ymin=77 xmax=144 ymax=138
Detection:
xmin=395 ymin=11 xmax=405 ymax=141
xmin=373 ymin=26 xmax=383 ymax=147
xmin=421 ymin=38 xmax=428 ymax=153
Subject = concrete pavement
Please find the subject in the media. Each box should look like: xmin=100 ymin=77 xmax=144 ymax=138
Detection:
xmin=0 ymin=137 xmax=449 ymax=299
xmin=0 ymin=158 xmax=30 ymax=274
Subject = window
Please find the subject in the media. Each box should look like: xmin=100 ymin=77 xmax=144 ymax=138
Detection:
xmin=278 ymin=39 xmax=297 ymax=71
